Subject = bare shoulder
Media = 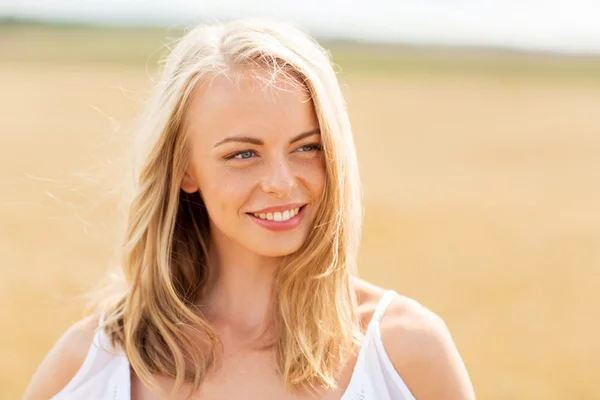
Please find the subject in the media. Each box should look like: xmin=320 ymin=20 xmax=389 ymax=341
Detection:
xmin=380 ymin=295 xmax=476 ymax=399
xmin=351 ymin=277 xmax=389 ymax=328
xmin=22 ymin=313 xmax=101 ymax=400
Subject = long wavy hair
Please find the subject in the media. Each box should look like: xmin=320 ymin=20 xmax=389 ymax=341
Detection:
xmin=99 ymin=18 xmax=363 ymax=398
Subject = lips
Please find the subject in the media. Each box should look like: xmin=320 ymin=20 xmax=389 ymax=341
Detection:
xmin=246 ymin=204 xmax=307 ymax=232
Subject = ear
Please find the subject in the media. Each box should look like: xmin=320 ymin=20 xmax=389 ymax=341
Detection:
xmin=180 ymin=169 xmax=199 ymax=194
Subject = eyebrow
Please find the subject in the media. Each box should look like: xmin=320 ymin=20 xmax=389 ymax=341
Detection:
xmin=213 ymin=128 xmax=320 ymax=148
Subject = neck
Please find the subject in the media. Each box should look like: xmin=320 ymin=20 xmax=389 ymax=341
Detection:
xmin=198 ymin=230 xmax=280 ymax=340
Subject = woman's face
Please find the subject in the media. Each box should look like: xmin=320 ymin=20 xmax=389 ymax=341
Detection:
xmin=181 ymin=71 xmax=326 ymax=258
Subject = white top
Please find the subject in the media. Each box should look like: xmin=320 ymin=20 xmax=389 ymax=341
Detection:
xmin=52 ymin=290 xmax=415 ymax=400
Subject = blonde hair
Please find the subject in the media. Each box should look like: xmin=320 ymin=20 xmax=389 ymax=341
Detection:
xmin=100 ymin=18 xmax=363 ymax=398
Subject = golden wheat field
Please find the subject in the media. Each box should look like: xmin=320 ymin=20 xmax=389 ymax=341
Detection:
xmin=1 ymin=24 xmax=600 ymax=399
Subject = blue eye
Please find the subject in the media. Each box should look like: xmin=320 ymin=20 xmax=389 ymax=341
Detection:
xmin=232 ymin=150 xmax=255 ymax=160
xmin=297 ymin=143 xmax=322 ymax=152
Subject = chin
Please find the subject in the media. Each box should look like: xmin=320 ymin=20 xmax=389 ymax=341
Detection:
xmin=249 ymin=235 xmax=307 ymax=258
xmin=255 ymin=243 xmax=303 ymax=258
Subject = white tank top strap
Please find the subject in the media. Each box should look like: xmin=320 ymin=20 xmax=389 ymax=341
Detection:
xmin=346 ymin=290 xmax=400 ymax=375
xmin=368 ymin=290 xmax=399 ymax=328
xmin=96 ymin=312 xmax=113 ymax=352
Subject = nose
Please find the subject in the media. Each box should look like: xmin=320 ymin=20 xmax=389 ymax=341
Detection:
xmin=261 ymin=157 xmax=296 ymax=198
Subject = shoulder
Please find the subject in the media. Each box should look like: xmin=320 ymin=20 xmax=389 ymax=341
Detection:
xmin=22 ymin=313 xmax=101 ymax=400
xmin=352 ymin=277 xmax=389 ymax=328
xmin=379 ymin=295 xmax=476 ymax=399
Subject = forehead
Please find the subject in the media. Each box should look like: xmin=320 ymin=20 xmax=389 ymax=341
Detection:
xmin=185 ymin=69 xmax=318 ymax=143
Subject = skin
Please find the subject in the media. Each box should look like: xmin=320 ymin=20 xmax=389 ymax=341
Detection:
xmin=180 ymin=72 xmax=326 ymax=337
xmin=23 ymin=70 xmax=476 ymax=399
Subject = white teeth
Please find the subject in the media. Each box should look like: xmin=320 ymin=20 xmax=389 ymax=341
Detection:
xmin=252 ymin=207 xmax=302 ymax=221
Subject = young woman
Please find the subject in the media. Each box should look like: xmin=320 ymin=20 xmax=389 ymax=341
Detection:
xmin=24 ymin=19 xmax=475 ymax=400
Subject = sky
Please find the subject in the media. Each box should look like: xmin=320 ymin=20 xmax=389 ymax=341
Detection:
xmin=2 ymin=0 xmax=600 ymax=54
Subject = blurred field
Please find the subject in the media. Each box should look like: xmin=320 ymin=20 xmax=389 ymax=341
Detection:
xmin=1 ymin=23 xmax=600 ymax=399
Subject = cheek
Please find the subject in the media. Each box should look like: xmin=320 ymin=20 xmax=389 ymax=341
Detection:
xmin=314 ymin=166 xmax=326 ymax=199
xmin=298 ymin=157 xmax=326 ymax=198
xmin=197 ymin=167 xmax=255 ymax=214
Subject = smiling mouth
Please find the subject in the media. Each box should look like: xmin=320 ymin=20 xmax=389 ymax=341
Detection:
xmin=247 ymin=205 xmax=306 ymax=222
